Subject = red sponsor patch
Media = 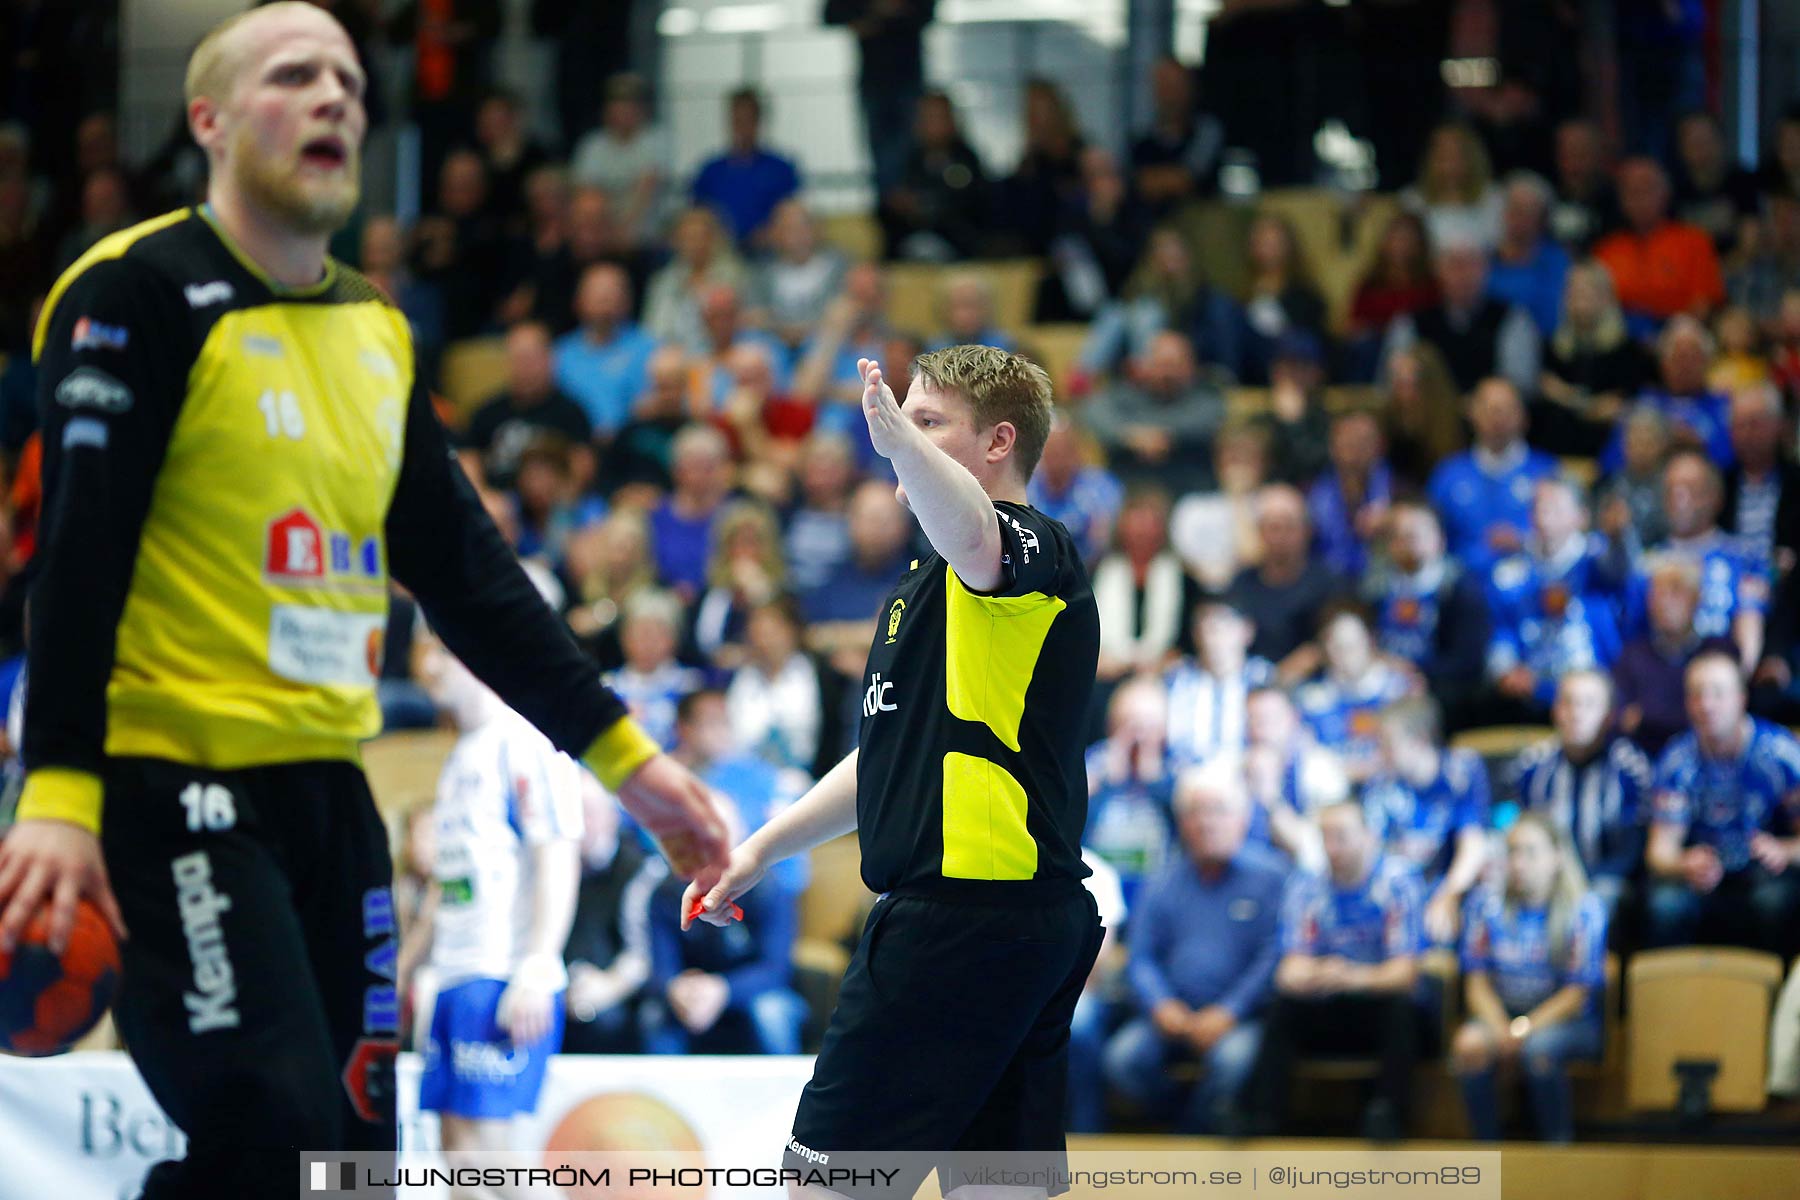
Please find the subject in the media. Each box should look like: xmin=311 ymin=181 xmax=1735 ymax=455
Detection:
xmin=265 ymin=508 xmax=325 ymax=581
xmin=341 ymin=1036 xmax=398 ymax=1124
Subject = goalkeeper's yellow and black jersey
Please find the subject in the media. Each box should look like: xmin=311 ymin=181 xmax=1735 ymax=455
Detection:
xmin=853 ymin=501 xmax=1100 ymax=899
xmin=24 ymin=208 xmax=632 ymax=808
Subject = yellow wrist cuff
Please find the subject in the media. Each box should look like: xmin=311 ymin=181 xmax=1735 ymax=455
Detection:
xmin=16 ymin=768 xmax=105 ymax=834
xmin=582 ymin=717 xmax=661 ymax=791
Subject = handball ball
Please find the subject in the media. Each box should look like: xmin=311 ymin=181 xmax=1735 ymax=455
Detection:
xmin=0 ymin=900 xmax=122 ymax=1056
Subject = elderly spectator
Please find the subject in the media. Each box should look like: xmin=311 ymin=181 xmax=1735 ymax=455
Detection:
xmin=748 ymin=200 xmax=849 ymax=351
xmin=650 ymin=424 xmax=736 ymax=601
xmin=1130 ymin=56 xmax=1224 ymax=217
xmin=1404 ymin=123 xmax=1504 ymax=252
xmin=879 ymin=90 xmax=990 ymax=261
xmin=1535 ymin=262 xmax=1655 ymax=457
xmin=1236 ymin=212 xmax=1329 ymax=386
xmin=1484 ymin=477 xmax=1628 ymax=719
xmin=1721 ymin=382 xmax=1800 ymax=576
xmin=1247 ymin=802 xmax=1428 ymax=1140
xmin=603 ymin=345 xmax=694 ymax=493
xmin=1614 ymin=553 xmax=1737 ymax=757
xmin=928 ymin=272 xmax=1016 ymax=352
xmin=569 ymin=74 xmax=668 ymax=247
xmin=1227 ymin=484 xmax=1345 ymax=679
xmin=462 ymin=321 xmax=594 ymax=491
xmin=1366 ymin=698 xmax=1491 ymax=944
xmin=1085 ymin=676 xmax=1178 ymax=909
xmin=691 ymin=88 xmax=801 ymax=245
xmin=1594 ymin=157 xmax=1726 ymax=330
xmin=1487 ymin=172 xmax=1571 ymax=338
xmin=726 ymin=598 xmax=842 ymax=778
xmin=688 ymin=282 xmax=791 ymax=413
xmin=1643 ymin=449 xmax=1768 ymax=670
xmin=1645 ymin=653 xmax=1800 ymax=957
xmin=563 ymin=780 xmax=662 ymax=1054
xmin=1427 ymin=377 xmax=1559 ymax=574
xmin=552 ymin=264 xmax=657 ymax=440
xmin=1347 ymin=211 xmax=1440 ymax=344
xmin=1363 ymin=501 xmax=1490 ymax=727
xmin=1382 ymin=239 xmax=1540 ymax=397
xmin=1078 ymin=227 xmax=1246 ymax=386
xmin=1547 ymin=118 xmax=1622 ymax=253
xmin=1453 ymin=814 xmax=1609 ymax=1143
xmin=1306 ymin=409 xmax=1393 ymax=579
xmin=641 ymin=207 xmax=748 ymax=347
xmin=1103 ymin=762 xmax=1287 ymax=1135
xmin=1596 ymin=406 xmax=1673 ymax=549
xmin=1671 ymin=110 xmax=1761 ymax=255
xmin=1093 ymin=488 xmax=1188 ymax=683
xmin=803 ymin=478 xmax=914 ymax=630
xmin=1296 ymin=604 xmax=1413 ymax=783
xmin=1601 ymin=316 xmax=1732 ymax=473
xmin=602 ymin=590 xmax=705 ymax=750
xmin=1081 ymin=331 xmax=1224 ymax=495
xmin=1508 ymin=670 xmax=1652 ymax=917
xmin=1164 ymin=598 xmax=1273 ymax=769
xmin=1028 ymin=414 xmax=1123 ymax=567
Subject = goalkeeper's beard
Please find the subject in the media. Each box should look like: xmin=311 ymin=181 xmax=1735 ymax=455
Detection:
xmin=229 ymin=128 xmax=360 ymax=237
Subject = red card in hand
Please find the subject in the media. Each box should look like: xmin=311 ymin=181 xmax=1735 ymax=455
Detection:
xmin=687 ymin=897 xmax=744 ymax=924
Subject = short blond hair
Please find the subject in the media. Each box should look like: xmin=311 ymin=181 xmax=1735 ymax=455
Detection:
xmin=910 ymin=344 xmax=1054 ymax=482
xmin=185 ymin=2 xmax=342 ymax=106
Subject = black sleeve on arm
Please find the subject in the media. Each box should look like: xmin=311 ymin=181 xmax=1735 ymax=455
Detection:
xmin=982 ymin=502 xmax=1065 ymax=598
xmin=23 ymin=259 xmax=188 ymax=777
xmin=385 ymin=375 xmax=628 ymax=754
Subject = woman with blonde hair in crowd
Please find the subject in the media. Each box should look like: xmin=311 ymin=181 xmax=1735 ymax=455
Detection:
xmin=692 ymin=500 xmax=786 ymax=669
xmin=565 ymin=508 xmax=657 ymax=659
xmin=1453 ymin=813 xmax=1608 ymax=1143
xmin=1406 ymin=123 xmax=1504 ymax=251
xmin=1379 ymin=343 xmax=1466 ymax=489
xmin=641 ymin=205 xmax=746 ymax=345
xmin=1237 ymin=210 xmax=1329 ymax=385
xmin=1536 ymin=261 xmax=1655 ymax=456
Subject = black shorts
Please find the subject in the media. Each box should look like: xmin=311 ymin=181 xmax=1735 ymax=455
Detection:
xmin=783 ymin=884 xmax=1103 ymax=1199
xmin=99 ymin=757 xmax=398 ymax=1199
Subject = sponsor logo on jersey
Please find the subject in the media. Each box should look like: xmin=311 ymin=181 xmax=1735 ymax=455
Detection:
xmin=862 ymin=671 xmax=898 ymax=717
xmin=71 ymin=316 xmax=129 ymax=351
xmin=54 ymin=366 xmax=133 ymax=412
xmin=264 ymin=508 xmax=382 ymax=585
xmin=1007 ymin=514 xmax=1040 ymax=562
xmin=360 ymin=348 xmax=398 ymax=378
xmin=184 ymin=280 xmax=234 ymax=308
xmin=885 ymin=598 xmax=905 ymax=643
xmin=242 ymin=334 xmax=284 ymax=357
xmin=172 ymin=851 xmax=239 ymax=1033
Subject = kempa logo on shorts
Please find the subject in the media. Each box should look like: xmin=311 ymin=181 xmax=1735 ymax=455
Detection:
xmin=172 ymin=851 xmax=240 ymax=1033
xmin=788 ymin=1139 xmax=829 ymax=1166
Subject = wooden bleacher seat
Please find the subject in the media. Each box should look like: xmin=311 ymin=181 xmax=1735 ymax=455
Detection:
xmin=792 ymin=833 xmax=874 ymax=1039
xmin=818 ymin=211 xmax=882 ymax=263
xmin=882 ymin=259 xmax=1044 ymax=343
xmin=1451 ymin=725 xmax=1552 ymax=775
xmin=361 ymin=728 xmax=456 ymax=827
xmin=1020 ymin=323 xmax=1091 ymax=395
xmin=439 ymin=337 xmax=508 ymax=426
xmin=1571 ymin=953 xmax=1625 ymax=1080
xmin=1560 ymin=456 xmax=1601 ymax=488
xmin=1626 ymin=946 xmax=1785 ymax=1112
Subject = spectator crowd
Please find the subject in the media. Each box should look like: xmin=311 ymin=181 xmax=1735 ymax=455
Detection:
xmin=2 ymin=0 xmax=1800 ymax=1146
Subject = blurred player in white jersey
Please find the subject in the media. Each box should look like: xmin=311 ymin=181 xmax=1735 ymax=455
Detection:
xmin=411 ymin=633 xmax=584 ymax=1197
